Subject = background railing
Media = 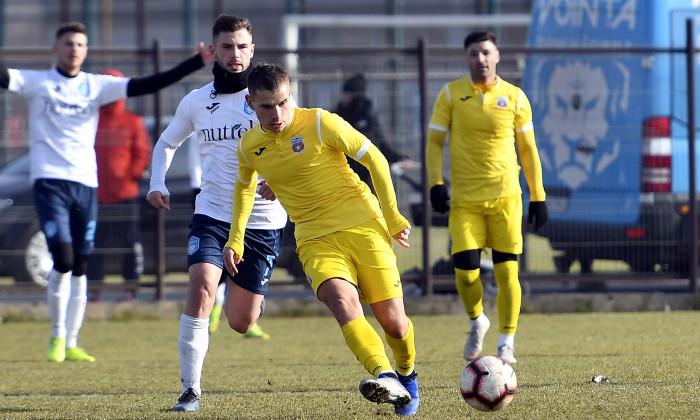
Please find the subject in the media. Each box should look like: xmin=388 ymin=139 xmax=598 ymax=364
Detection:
xmin=1 ymin=35 xmax=698 ymax=297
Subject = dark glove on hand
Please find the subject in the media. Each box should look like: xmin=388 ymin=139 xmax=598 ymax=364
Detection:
xmin=528 ymin=201 xmax=549 ymax=231
xmin=430 ymin=184 xmax=450 ymax=214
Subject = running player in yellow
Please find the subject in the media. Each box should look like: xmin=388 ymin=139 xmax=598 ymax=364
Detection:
xmin=426 ymin=30 xmax=548 ymax=364
xmin=223 ymin=63 xmax=419 ymax=416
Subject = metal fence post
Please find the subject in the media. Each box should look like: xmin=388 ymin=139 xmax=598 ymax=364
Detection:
xmin=153 ymin=38 xmax=166 ymax=301
xmin=418 ymin=38 xmax=433 ymax=296
xmin=687 ymin=19 xmax=698 ymax=294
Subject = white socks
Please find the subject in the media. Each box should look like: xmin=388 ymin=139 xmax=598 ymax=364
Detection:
xmin=47 ymin=269 xmax=71 ymax=338
xmin=66 ymin=274 xmax=87 ymax=348
xmin=47 ymin=270 xmax=89 ymax=348
xmin=470 ymin=312 xmax=489 ymax=329
xmin=178 ymin=314 xmax=209 ymax=395
xmin=498 ymin=334 xmax=515 ymax=349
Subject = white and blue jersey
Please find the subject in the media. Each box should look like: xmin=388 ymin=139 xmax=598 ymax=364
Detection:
xmin=149 ymin=81 xmax=287 ymax=230
xmin=7 ymin=68 xmax=129 ymax=187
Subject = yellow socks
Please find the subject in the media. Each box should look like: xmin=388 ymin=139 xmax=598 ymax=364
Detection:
xmin=384 ymin=317 xmax=416 ymax=376
xmin=455 ymin=268 xmax=483 ymax=319
xmin=493 ymin=260 xmax=521 ymax=334
xmin=342 ymin=317 xmax=392 ymax=377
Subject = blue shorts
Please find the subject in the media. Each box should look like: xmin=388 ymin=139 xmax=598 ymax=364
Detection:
xmin=33 ymin=179 xmax=97 ymax=255
xmin=187 ymin=213 xmax=283 ymax=295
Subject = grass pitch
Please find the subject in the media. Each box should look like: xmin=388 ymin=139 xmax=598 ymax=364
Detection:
xmin=1 ymin=312 xmax=698 ymax=419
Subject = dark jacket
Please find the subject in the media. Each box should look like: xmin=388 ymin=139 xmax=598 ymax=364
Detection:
xmin=335 ymin=95 xmax=405 ymax=189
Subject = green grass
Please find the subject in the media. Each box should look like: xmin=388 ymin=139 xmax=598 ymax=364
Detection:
xmin=1 ymin=312 xmax=699 ymax=419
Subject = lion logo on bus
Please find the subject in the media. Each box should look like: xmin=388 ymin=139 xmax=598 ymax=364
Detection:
xmin=536 ymin=60 xmax=628 ymax=190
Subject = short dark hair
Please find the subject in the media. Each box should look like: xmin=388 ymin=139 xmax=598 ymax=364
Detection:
xmin=56 ymin=21 xmax=87 ymax=40
xmin=464 ymin=30 xmax=497 ymax=50
xmin=246 ymin=63 xmax=289 ymax=98
xmin=212 ymin=14 xmax=252 ymax=39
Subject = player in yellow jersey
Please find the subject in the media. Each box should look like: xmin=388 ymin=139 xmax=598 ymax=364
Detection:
xmin=223 ymin=63 xmax=419 ymax=416
xmin=426 ymin=30 xmax=548 ymax=365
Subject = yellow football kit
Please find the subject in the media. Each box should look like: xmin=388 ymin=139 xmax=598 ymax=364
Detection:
xmin=226 ymin=107 xmax=409 ymax=296
xmin=426 ymin=75 xmax=546 ymax=335
xmin=426 ymin=75 xmax=545 ymax=252
xmin=225 ymin=107 xmax=414 ymax=377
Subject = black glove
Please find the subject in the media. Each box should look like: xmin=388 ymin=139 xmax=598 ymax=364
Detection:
xmin=528 ymin=201 xmax=548 ymax=231
xmin=430 ymin=184 xmax=450 ymax=214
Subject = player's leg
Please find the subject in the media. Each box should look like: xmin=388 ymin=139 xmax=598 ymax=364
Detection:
xmin=209 ymin=279 xmax=226 ymax=333
xmin=63 ymin=184 xmax=97 ymax=362
xmin=224 ymin=227 xmax=281 ymax=338
xmin=355 ymin=218 xmax=419 ymax=415
xmin=172 ymin=214 xmax=225 ymax=412
xmin=487 ymin=194 xmax=523 ymax=364
xmin=33 ymin=180 xmax=76 ymax=362
xmin=121 ymin=198 xmax=143 ymax=301
xmin=224 ymin=281 xmax=268 ymax=337
xmin=219 ymin=277 xmax=269 ymax=338
xmin=85 ymin=220 xmax=105 ymax=302
xmin=298 ymin=234 xmax=410 ymax=409
xmin=316 ymin=277 xmax=410 ymax=410
xmin=450 ymin=203 xmax=490 ymax=360
xmin=45 ymin=246 xmax=72 ymax=363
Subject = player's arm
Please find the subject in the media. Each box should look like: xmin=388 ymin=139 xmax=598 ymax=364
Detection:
xmin=516 ymin=128 xmax=545 ymax=201
xmin=514 ymin=92 xmax=545 ymax=202
xmin=147 ymin=97 xmax=196 ymax=210
xmin=514 ymin=90 xmax=547 ymax=230
xmin=223 ymin=146 xmax=258 ymax=274
xmin=322 ymin=111 xmax=411 ymax=246
xmin=357 ymin=143 xmax=411 ymax=244
xmin=126 ymin=42 xmax=214 ymax=97
xmin=146 ymin=141 xmax=177 ymax=211
xmin=426 ymin=86 xmax=451 ymax=188
xmin=426 ymin=85 xmax=451 ymax=213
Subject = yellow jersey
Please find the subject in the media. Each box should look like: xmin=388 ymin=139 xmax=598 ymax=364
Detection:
xmin=426 ymin=75 xmax=545 ymax=203
xmin=226 ymin=107 xmax=408 ymax=257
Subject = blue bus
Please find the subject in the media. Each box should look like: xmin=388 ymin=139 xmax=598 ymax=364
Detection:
xmin=522 ymin=0 xmax=700 ymax=272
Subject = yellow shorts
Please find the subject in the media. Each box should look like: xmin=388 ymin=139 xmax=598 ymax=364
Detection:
xmin=448 ymin=194 xmax=523 ymax=255
xmin=296 ymin=218 xmax=403 ymax=304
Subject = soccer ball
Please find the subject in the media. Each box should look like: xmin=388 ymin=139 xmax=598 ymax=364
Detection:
xmin=460 ymin=355 xmax=517 ymax=411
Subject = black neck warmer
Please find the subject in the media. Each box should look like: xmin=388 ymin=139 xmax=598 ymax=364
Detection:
xmin=212 ymin=62 xmax=251 ymax=94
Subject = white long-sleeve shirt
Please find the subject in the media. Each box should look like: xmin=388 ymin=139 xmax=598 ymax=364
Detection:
xmin=8 ymin=68 xmax=129 ymax=187
xmin=148 ymin=81 xmax=287 ymax=229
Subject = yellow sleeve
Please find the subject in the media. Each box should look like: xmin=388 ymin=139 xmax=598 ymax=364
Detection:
xmin=426 ymin=86 xmax=450 ymax=188
xmin=224 ymin=179 xmax=256 ymax=257
xmin=224 ymin=145 xmax=258 ymax=257
xmin=514 ymin=91 xmax=546 ymax=201
xmin=426 ymin=129 xmax=448 ymax=188
xmin=357 ymin=144 xmax=410 ymax=234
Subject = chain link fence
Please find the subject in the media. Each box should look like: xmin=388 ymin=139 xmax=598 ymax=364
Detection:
xmin=1 ymin=40 xmax=697 ymax=295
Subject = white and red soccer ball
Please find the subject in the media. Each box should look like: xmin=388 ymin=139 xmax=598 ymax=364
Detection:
xmin=460 ymin=355 xmax=517 ymax=411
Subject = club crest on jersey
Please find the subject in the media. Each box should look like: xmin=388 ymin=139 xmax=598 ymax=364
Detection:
xmin=79 ymin=82 xmax=90 ymax=97
xmin=244 ymin=101 xmax=255 ymax=115
xmin=497 ymin=96 xmax=508 ymax=109
xmin=291 ymin=136 xmax=305 ymax=153
xmin=187 ymin=236 xmax=200 ymax=256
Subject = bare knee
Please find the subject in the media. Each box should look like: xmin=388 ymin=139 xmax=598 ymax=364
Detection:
xmin=372 ymin=299 xmax=409 ymax=338
xmin=379 ymin=315 xmax=408 ymax=339
xmin=185 ymin=266 xmax=220 ymax=318
xmin=324 ymin=293 xmax=361 ymax=315
xmin=318 ymin=281 xmax=363 ymax=325
xmin=226 ymin=311 xmax=256 ymax=334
